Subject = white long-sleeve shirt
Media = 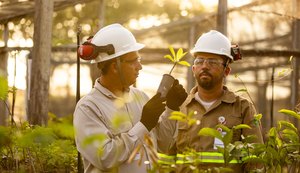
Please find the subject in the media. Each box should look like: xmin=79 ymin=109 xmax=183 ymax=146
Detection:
xmin=73 ymin=79 xmax=175 ymax=173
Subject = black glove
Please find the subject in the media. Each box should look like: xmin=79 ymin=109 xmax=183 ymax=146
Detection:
xmin=141 ymin=93 xmax=166 ymax=131
xmin=166 ymin=79 xmax=188 ymax=110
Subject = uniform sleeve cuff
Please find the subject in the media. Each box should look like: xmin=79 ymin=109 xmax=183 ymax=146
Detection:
xmin=128 ymin=121 xmax=150 ymax=140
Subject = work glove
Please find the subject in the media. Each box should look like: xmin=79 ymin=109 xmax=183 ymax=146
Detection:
xmin=141 ymin=93 xmax=166 ymax=131
xmin=166 ymin=79 xmax=188 ymax=111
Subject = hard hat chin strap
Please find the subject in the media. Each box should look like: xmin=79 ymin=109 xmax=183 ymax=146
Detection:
xmin=224 ymin=59 xmax=230 ymax=68
xmin=116 ymin=58 xmax=128 ymax=92
xmin=222 ymin=59 xmax=230 ymax=83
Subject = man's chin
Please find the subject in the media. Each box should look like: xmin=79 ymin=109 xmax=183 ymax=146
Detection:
xmin=199 ymin=81 xmax=213 ymax=90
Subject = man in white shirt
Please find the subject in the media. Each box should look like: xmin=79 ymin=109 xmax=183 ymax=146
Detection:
xmin=73 ymin=23 xmax=187 ymax=173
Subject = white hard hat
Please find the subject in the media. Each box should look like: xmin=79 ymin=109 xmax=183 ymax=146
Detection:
xmin=91 ymin=23 xmax=145 ymax=63
xmin=191 ymin=30 xmax=233 ymax=61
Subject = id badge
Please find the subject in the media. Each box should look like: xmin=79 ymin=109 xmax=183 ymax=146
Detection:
xmin=213 ymin=132 xmax=226 ymax=149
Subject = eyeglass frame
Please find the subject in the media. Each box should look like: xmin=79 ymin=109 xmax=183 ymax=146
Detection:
xmin=193 ymin=57 xmax=225 ymax=67
xmin=120 ymin=57 xmax=142 ymax=65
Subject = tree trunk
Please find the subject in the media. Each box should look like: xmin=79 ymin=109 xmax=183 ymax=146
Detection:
xmin=291 ymin=0 xmax=300 ymax=128
xmin=28 ymin=0 xmax=53 ymax=125
xmin=0 ymin=50 xmax=8 ymax=126
xmin=217 ymin=0 xmax=228 ymax=35
xmin=0 ymin=23 xmax=9 ymax=126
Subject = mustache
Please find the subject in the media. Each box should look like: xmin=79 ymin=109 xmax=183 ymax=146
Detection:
xmin=199 ymin=71 xmax=212 ymax=77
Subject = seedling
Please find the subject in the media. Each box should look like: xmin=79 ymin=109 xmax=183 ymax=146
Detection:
xmin=164 ymin=46 xmax=190 ymax=75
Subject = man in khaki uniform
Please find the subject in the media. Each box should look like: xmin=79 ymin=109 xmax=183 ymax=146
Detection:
xmin=73 ymin=23 xmax=187 ymax=173
xmin=160 ymin=30 xmax=264 ymax=172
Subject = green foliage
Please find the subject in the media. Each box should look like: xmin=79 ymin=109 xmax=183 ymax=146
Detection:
xmin=278 ymin=109 xmax=300 ymax=120
xmin=82 ymin=133 xmax=107 ymax=156
xmin=198 ymin=127 xmax=223 ymax=140
xmin=48 ymin=113 xmax=75 ymax=139
xmin=169 ymin=111 xmax=196 ymax=126
xmin=198 ymin=124 xmax=252 ymax=167
xmin=155 ymin=109 xmax=300 ymax=172
xmin=0 ymin=115 xmax=77 ymax=172
xmin=164 ymin=46 xmax=190 ymax=75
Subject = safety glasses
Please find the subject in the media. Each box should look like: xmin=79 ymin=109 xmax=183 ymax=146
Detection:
xmin=194 ymin=58 xmax=224 ymax=67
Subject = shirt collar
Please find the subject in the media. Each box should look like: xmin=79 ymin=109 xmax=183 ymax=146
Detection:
xmin=94 ymin=78 xmax=130 ymax=99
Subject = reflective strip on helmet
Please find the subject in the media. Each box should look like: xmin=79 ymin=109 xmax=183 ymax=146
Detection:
xmin=157 ymin=153 xmax=176 ymax=165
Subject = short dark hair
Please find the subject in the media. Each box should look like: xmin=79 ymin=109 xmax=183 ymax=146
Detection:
xmin=97 ymin=58 xmax=116 ymax=75
xmin=221 ymin=55 xmax=231 ymax=63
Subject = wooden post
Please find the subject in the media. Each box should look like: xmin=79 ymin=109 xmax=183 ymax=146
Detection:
xmin=0 ymin=23 xmax=9 ymax=126
xmin=28 ymin=0 xmax=54 ymax=125
xmin=291 ymin=0 xmax=300 ymax=127
xmin=256 ymin=70 xmax=268 ymax=130
xmin=217 ymin=0 xmax=228 ymax=35
xmin=187 ymin=25 xmax=196 ymax=92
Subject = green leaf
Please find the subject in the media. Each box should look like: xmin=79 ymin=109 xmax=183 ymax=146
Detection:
xmin=235 ymin=88 xmax=247 ymax=93
xmin=243 ymin=157 xmax=265 ymax=164
xmin=178 ymin=60 xmax=191 ymax=67
xmin=169 ymin=111 xmax=193 ymax=124
xmin=111 ymin=114 xmax=130 ymax=129
xmin=0 ymin=126 xmax=13 ymax=148
xmin=168 ymin=115 xmax=185 ymax=121
xmin=175 ymin=48 xmax=183 ymax=61
xmin=164 ymin=54 xmax=174 ymax=62
xmin=253 ymin=114 xmax=262 ymax=126
xmin=217 ymin=146 xmax=224 ymax=154
xmin=234 ymin=124 xmax=251 ymax=130
xmin=0 ymin=76 xmax=9 ymax=100
xmin=278 ymin=121 xmax=297 ymax=132
xmin=281 ymin=129 xmax=299 ymax=142
xmin=279 ymin=109 xmax=300 ymax=120
xmin=82 ymin=134 xmax=107 ymax=148
xmin=277 ymin=69 xmax=286 ymax=77
xmin=178 ymin=51 xmax=188 ymax=61
xmin=18 ymin=126 xmax=57 ymax=147
xmin=217 ymin=124 xmax=230 ymax=133
xmin=254 ymin=114 xmax=262 ymax=121
xmin=275 ymin=135 xmax=282 ymax=147
xmin=223 ymin=130 xmax=233 ymax=146
xmin=49 ymin=122 xmax=74 ymax=139
xmin=176 ymin=48 xmax=188 ymax=61
xmin=187 ymin=111 xmax=195 ymax=119
xmin=168 ymin=46 xmax=176 ymax=60
xmin=171 ymin=111 xmax=185 ymax=116
xmin=289 ymin=55 xmax=293 ymax=62
xmin=198 ymin=128 xmax=222 ymax=140
xmin=268 ymin=127 xmax=277 ymax=138
xmin=188 ymin=119 xmax=197 ymax=126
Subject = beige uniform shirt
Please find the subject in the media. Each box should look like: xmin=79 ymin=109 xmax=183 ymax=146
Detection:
xmin=168 ymin=86 xmax=264 ymax=172
xmin=74 ymin=80 xmax=172 ymax=173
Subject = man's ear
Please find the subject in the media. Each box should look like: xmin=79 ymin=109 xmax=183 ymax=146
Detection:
xmin=192 ymin=65 xmax=196 ymax=73
xmin=109 ymin=61 xmax=119 ymax=74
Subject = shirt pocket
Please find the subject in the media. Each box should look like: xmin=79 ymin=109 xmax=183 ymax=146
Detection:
xmin=176 ymin=121 xmax=191 ymax=150
xmin=225 ymin=113 xmax=242 ymax=128
xmin=225 ymin=114 xmax=243 ymax=142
